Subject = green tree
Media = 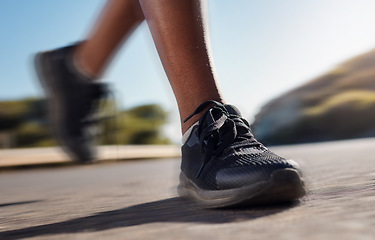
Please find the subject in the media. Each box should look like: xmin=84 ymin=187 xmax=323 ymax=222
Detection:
xmin=99 ymin=104 xmax=171 ymax=145
xmin=0 ymin=98 xmax=171 ymax=148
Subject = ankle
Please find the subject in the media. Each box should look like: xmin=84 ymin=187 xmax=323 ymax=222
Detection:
xmin=180 ymin=99 xmax=225 ymax=134
xmin=181 ymin=114 xmax=201 ymax=135
xmin=73 ymin=44 xmax=101 ymax=80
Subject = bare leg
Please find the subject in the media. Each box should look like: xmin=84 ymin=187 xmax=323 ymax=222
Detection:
xmin=139 ymin=0 xmax=224 ymax=133
xmin=75 ymin=0 xmax=144 ymax=78
xmin=75 ymin=0 xmax=223 ymax=133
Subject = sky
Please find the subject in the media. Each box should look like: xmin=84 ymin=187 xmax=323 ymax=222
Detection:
xmin=2 ymin=0 xmax=375 ymax=142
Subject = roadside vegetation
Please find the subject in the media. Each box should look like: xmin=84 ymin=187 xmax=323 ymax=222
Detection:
xmin=0 ymin=98 xmax=170 ymax=148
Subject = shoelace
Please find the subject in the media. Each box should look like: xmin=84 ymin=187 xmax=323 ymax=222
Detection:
xmin=82 ymin=84 xmax=120 ymax=148
xmin=184 ymin=100 xmax=261 ymax=178
xmin=81 ymin=84 xmax=111 ymax=125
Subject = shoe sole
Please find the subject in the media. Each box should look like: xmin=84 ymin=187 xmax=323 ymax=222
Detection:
xmin=34 ymin=53 xmax=94 ymax=163
xmin=178 ymin=168 xmax=306 ymax=208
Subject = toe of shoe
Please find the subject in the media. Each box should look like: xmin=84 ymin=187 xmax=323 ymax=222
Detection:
xmin=216 ymin=160 xmax=302 ymax=190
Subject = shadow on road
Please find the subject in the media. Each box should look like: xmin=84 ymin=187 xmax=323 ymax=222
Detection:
xmin=0 ymin=197 xmax=299 ymax=239
xmin=0 ymin=200 xmax=43 ymax=208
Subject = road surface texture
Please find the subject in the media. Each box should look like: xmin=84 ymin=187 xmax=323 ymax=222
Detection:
xmin=1 ymin=138 xmax=374 ymax=240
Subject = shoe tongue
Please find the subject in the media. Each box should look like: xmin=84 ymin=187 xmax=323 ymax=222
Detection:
xmin=224 ymin=104 xmax=242 ymax=116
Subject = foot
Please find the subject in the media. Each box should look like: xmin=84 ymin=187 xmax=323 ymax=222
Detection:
xmin=178 ymin=100 xmax=306 ymax=208
xmin=34 ymin=44 xmax=108 ymax=163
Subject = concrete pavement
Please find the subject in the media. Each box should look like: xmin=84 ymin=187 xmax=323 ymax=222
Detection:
xmin=0 ymin=138 xmax=374 ymax=239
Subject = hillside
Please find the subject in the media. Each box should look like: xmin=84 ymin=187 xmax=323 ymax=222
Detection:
xmin=252 ymin=48 xmax=375 ymax=145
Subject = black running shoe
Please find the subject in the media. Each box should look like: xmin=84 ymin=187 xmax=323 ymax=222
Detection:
xmin=34 ymin=44 xmax=108 ymax=163
xmin=178 ymin=100 xmax=306 ymax=208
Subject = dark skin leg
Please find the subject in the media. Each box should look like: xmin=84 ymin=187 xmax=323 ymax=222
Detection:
xmin=75 ymin=0 xmax=144 ymax=78
xmin=139 ymin=0 xmax=224 ymax=133
xmin=74 ymin=0 xmax=224 ymax=134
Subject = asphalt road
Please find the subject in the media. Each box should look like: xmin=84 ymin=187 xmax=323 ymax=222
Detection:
xmin=1 ymin=138 xmax=375 ymax=240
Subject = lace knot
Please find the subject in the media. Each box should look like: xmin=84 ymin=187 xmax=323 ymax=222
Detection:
xmin=184 ymin=100 xmax=260 ymax=178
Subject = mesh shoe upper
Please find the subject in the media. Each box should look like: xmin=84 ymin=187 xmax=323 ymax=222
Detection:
xmin=181 ymin=100 xmax=300 ymax=190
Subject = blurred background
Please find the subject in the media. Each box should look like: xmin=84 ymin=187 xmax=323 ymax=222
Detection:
xmin=2 ymin=0 xmax=375 ymax=148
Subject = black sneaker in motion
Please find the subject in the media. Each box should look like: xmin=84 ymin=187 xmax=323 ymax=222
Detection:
xmin=34 ymin=44 xmax=108 ymax=163
xmin=178 ymin=100 xmax=306 ymax=208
